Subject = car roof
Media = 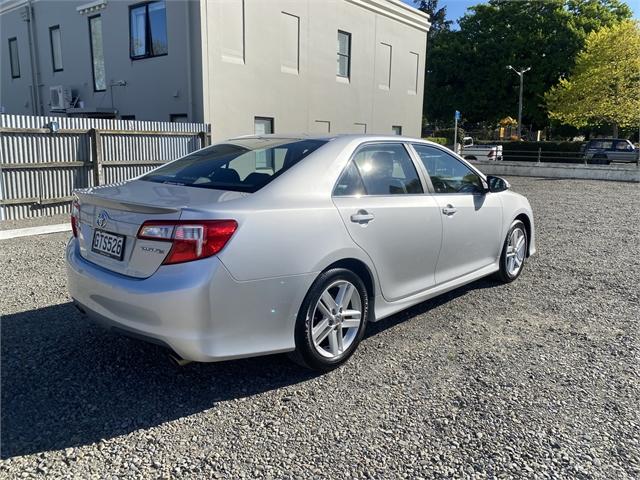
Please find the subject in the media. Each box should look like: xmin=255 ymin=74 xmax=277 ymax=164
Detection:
xmin=227 ymin=133 xmax=428 ymax=143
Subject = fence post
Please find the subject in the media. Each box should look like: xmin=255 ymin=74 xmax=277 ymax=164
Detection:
xmin=198 ymin=131 xmax=209 ymax=149
xmin=90 ymin=128 xmax=104 ymax=186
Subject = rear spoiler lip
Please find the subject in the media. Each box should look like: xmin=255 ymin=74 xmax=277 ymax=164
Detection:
xmin=73 ymin=190 xmax=181 ymax=215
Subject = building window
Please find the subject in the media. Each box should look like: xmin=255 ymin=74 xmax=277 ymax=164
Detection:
xmin=170 ymin=114 xmax=188 ymax=123
xmin=254 ymin=116 xmax=274 ymax=135
xmin=8 ymin=37 xmax=20 ymax=78
xmin=89 ymin=15 xmax=106 ymax=91
xmin=49 ymin=26 xmax=63 ymax=72
xmin=255 ymin=117 xmax=275 ymax=169
xmin=392 ymin=126 xmax=402 ymax=135
xmin=130 ymin=1 xmax=168 ymax=60
xmin=337 ymin=30 xmax=351 ymax=79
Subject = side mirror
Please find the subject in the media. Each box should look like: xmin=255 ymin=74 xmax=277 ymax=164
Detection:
xmin=487 ymin=175 xmax=510 ymax=193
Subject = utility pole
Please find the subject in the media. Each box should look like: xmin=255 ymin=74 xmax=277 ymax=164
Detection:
xmin=453 ymin=110 xmax=460 ymax=154
xmin=507 ymin=65 xmax=531 ymax=140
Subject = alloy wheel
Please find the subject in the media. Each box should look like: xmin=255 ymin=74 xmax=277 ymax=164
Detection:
xmin=506 ymin=227 xmax=526 ymax=277
xmin=310 ymin=280 xmax=362 ymax=359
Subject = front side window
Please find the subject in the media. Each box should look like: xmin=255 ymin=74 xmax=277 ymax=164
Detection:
xmin=336 ymin=143 xmax=423 ymax=196
xmin=130 ymin=1 xmax=168 ymax=59
xmin=8 ymin=37 xmax=20 ymax=78
xmin=413 ymin=144 xmax=484 ymax=194
xmin=141 ymin=138 xmax=327 ymax=193
xmin=49 ymin=26 xmax=63 ymax=71
xmin=337 ymin=30 xmax=351 ymax=78
xmin=89 ymin=15 xmax=106 ymax=91
xmin=615 ymin=140 xmax=633 ymax=151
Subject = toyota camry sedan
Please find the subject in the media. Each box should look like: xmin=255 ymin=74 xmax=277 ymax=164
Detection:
xmin=67 ymin=134 xmax=535 ymax=371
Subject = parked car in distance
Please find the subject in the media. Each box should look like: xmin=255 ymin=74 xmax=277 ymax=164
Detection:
xmin=582 ymin=138 xmax=639 ymax=165
xmin=460 ymin=137 xmax=503 ymax=162
xmin=66 ymin=134 xmax=536 ymax=371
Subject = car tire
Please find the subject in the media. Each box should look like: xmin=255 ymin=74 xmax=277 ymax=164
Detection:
xmin=495 ymin=220 xmax=528 ymax=284
xmin=289 ymin=268 xmax=369 ymax=372
xmin=465 ymin=155 xmax=477 ymax=161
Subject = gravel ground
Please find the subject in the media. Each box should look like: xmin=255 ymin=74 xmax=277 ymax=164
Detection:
xmin=0 ymin=213 xmax=69 ymax=231
xmin=1 ymin=177 xmax=639 ymax=479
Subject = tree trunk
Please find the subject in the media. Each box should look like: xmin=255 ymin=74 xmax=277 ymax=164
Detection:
xmin=613 ymin=123 xmax=619 ymax=138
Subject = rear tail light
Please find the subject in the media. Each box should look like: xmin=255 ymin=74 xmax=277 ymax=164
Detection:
xmin=70 ymin=199 xmax=80 ymax=237
xmin=137 ymin=220 xmax=238 ymax=265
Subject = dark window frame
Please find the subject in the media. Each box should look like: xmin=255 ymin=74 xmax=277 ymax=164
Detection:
xmin=337 ymin=30 xmax=351 ymax=79
xmin=392 ymin=125 xmax=402 ymax=135
xmin=129 ymin=0 xmax=168 ymax=60
xmin=8 ymin=37 xmax=20 ymax=79
xmin=88 ymin=14 xmax=106 ymax=92
xmin=49 ymin=25 xmax=63 ymax=72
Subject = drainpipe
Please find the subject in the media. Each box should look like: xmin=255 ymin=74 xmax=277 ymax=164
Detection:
xmin=23 ymin=1 xmax=43 ymax=115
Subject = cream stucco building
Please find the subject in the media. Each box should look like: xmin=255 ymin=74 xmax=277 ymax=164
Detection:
xmin=1 ymin=0 xmax=430 ymax=139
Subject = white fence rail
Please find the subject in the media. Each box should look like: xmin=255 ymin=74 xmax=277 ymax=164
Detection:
xmin=0 ymin=114 xmax=211 ymax=220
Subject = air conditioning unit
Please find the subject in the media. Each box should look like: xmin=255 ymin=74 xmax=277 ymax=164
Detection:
xmin=50 ymin=85 xmax=72 ymax=110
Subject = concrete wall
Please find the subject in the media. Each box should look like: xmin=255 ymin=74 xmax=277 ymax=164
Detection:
xmin=0 ymin=0 xmax=201 ymax=122
xmin=200 ymin=0 xmax=428 ymax=140
xmin=474 ymin=161 xmax=640 ymax=183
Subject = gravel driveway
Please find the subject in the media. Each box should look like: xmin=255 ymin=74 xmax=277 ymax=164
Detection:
xmin=1 ymin=177 xmax=639 ymax=479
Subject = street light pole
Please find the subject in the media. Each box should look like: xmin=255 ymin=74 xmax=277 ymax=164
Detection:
xmin=507 ymin=65 xmax=531 ymax=140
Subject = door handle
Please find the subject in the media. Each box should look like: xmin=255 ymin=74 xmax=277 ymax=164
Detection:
xmin=350 ymin=210 xmax=374 ymax=224
xmin=442 ymin=204 xmax=457 ymax=216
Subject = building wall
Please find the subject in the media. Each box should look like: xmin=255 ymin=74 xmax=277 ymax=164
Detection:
xmin=200 ymin=0 xmax=428 ymax=140
xmin=0 ymin=0 xmax=202 ymax=122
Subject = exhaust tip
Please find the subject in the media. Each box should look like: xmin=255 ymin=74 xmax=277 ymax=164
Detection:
xmin=168 ymin=353 xmax=192 ymax=367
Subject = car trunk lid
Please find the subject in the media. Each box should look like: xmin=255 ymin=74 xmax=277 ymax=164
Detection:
xmin=74 ymin=180 xmax=246 ymax=278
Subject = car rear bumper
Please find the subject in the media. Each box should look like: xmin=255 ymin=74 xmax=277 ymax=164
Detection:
xmin=66 ymin=239 xmax=315 ymax=362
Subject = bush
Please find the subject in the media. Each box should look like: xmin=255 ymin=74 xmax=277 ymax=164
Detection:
xmin=424 ymin=137 xmax=448 ymax=146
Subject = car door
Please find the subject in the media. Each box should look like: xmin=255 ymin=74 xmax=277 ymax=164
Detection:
xmin=332 ymin=142 xmax=442 ymax=301
xmin=411 ymin=144 xmax=503 ymax=285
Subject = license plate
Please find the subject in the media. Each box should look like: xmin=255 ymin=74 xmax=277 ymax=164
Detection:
xmin=92 ymin=230 xmax=126 ymax=260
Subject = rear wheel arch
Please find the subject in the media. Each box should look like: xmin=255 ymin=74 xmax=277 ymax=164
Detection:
xmin=322 ymin=258 xmax=375 ymax=306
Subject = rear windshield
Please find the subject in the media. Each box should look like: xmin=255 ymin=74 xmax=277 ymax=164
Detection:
xmin=141 ymin=138 xmax=327 ymax=193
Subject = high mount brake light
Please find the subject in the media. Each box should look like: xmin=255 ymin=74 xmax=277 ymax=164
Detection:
xmin=137 ymin=220 xmax=238 ymax=264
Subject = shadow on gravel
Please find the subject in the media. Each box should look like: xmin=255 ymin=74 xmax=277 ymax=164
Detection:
xmin=1 ymin=277 xmax=500 ymax=459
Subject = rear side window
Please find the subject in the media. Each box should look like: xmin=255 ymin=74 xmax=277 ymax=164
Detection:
xmin=141 ymin=138 xmax=327 ymax=193
xmin=335 ymin=143 xmax=423 ymax=196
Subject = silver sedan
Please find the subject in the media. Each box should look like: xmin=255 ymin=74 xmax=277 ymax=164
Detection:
xmin=66 ymin=135 xmax=536 ymax=371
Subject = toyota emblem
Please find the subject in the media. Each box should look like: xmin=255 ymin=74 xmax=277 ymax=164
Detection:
xmin=96 ymin=210 xmax=109 ymax=229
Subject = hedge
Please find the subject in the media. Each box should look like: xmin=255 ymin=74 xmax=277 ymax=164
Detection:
xmin=424 ymin=137 xmax=448 ymax=146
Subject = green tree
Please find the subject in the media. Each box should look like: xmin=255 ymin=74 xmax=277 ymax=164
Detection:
xmin=545 ymin=21 xmax=640 ymax=136
xmin=424 ymin=0 xmax=632 ymax=129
